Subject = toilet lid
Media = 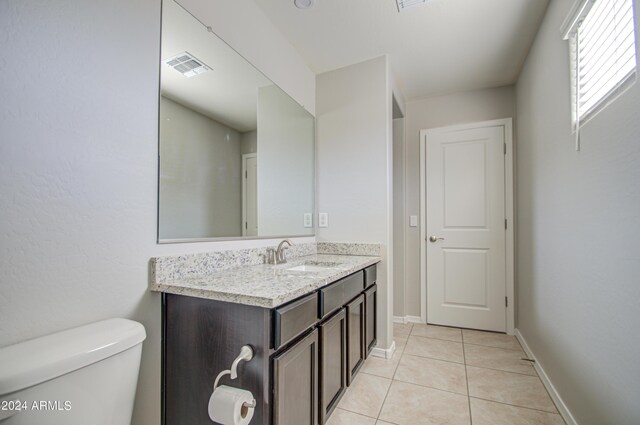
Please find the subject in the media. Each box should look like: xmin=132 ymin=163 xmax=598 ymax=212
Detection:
xmin=0 ymin=318 xmax=146 ymax=396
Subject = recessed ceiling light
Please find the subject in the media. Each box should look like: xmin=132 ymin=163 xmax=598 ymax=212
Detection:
xmin=294 ymin=0 xmax=314 ymax=9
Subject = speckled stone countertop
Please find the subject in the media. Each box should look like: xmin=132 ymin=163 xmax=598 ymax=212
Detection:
xmin=151 ymin=253 xmax=381 ymax=308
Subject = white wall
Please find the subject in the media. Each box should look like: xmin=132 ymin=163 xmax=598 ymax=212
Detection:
xmin=159 ymin=97 xmax=242 ymax=239
xmin=392 ymin=118 xmax=406 ymax=317
xmin=0 ymin=1 xmax=316 ymax=424
xmin=257 ymin=85 xmax=315 ymax=236
xmin=316 ymin=56 xmax=395 ymax=349
xmin=177 ymin=0 xmax=315 ymax=116
xmin=401 ymin=86 xmax=516 ymax=318
xmin=240 ymin=130 xmax=257 ymax=155
xmin=515 ymin=0 xmax=640 ymax=423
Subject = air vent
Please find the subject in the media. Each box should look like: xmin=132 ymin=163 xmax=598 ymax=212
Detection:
xmin=163 ymin=52 xmax=211 ymax=78
xmin=396 ymin=0 xmax=427 ymax=12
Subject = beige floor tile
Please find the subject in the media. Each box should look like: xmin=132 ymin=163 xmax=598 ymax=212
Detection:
xmin=404 ymin=335 xmax=465 ymax=363
xmin=464 ymin=343 xmax=536 ymax=375
xmin=470 ymin=398 xmax=565 ymax=425
xmin=376 ymin=422 xmax=397 ymax=425
xmin=326 ymin=408 xmax=377 ymax=425
xmin=379 ymin=381 xmax=471 ymax=425
xmin=361 ymin=350 xmax=401 ymax=379
xmin=411 ymin=324 xmax=462 ymax=342
xmin=394 ymin=354 xmax=468 ymax=395
xmin=395 ymin=333 xmax=409 ymax=344
xmin=338 ymin=372 xmax=391 ymax=418
xmin=462 ymin=329 xmax=522 ymax=351
xmin=394 ymin=322 xmax=413 ymax=336
xmin=394 ymin=338 xmax=407 ymax=354
xmin=467 ymin=366 xmax=556 ymax=413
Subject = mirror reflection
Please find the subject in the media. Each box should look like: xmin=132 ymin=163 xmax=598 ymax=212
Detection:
xmin=159 ymin=0 xmax=315 ymax=241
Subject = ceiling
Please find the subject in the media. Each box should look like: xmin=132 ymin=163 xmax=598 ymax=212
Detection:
xmin=252 ymin=0 xmax=549 ymax=100
xmin=161 ymin=0 xmax=271 ymax=132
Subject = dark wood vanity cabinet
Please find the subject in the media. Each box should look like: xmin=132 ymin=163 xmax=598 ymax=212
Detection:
xmin=346 ymin=294 xmax=365 ymax=384
xmin=273 ymin=329 xmax=319 ymax=425
xmin=318 ymin=309 xmax=347 ymax=424
xmin=363 ymin=265 xmax=377 ymax=358
xmin=162 ymin=263 xmax=378 ymax=425
xmin=364 ymin=284 xmax=377 ymax=357
xmin=162 ymin=295 xmax=272 ymax=425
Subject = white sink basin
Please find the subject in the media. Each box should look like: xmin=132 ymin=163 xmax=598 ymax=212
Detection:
xmin=286 ymin=264 xmax=332 ymax=272
xmin=284 ymin=261 xmax=343 ymax=272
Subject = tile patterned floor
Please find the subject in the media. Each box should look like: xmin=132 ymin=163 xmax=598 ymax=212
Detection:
xmin=327 ymin=323 xmax=565 ymax=425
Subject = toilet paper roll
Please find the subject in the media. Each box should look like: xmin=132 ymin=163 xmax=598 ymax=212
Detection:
xmin=208 ymin=385 xmax=255 ymax=425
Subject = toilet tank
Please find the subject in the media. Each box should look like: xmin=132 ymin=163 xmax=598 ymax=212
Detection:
xmin=0 ymin=318 xmax=146 ymax=425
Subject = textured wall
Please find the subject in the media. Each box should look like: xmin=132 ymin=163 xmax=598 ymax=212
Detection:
xmin=515 ymin=0 xmax=640 ymax=423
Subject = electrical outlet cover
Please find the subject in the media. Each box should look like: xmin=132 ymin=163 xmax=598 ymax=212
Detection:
xmin=303 ymin=213 xmax=313 ymax=228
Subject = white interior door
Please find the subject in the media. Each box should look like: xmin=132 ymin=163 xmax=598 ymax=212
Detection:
xmin=242 ymin=154 xmax=258 ymax=236
xmin=426 ymin=124 xmax=506 ymax=332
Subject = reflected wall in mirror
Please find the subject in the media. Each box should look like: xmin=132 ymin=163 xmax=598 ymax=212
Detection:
xmin=158 ymin=0 xmax=315 ymax=242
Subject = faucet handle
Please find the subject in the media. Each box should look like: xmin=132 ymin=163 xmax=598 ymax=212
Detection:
xmin=266 ymin=248 xmax=277 ymax=265
xmin=279 ymin=246 xmax=290 ymax=263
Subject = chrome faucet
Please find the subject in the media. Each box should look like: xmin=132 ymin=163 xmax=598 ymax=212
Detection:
xmin=267 ymin=239 xmax=294 ymax=265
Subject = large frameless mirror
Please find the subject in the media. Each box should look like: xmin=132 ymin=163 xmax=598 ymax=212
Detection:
xmin=158 ymin=0 xmax=315 ymax=242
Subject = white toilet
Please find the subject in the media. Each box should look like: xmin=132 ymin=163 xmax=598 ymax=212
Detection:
xmin=0 ymin=318 xmax=146 ymax=425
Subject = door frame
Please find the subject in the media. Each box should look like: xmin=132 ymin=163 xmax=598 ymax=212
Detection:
xmin=242 ymin=153 xmax=257 ymax=237
xmin=419 ymin=118 xmax=515 ymax=335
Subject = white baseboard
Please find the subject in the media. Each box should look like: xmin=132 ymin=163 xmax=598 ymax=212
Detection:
xmin=370 ymin=340 xmax=396 ymax=359
xmin=393 ymin=315 xmax=425 ymax=324
xmin=515 ymin=329 xmax=578 ymax=425
xmin=393 ymin=316 xmax=408 ymax=324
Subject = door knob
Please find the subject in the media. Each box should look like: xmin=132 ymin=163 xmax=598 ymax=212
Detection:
xmin=429 ymin=236 xmax=445 ymax=243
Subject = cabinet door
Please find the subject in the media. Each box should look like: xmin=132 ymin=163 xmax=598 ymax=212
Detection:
xmin=319 ymin=309 xmax=347 ymax=424
xmin=346 ymin=294 xmax=365 ymax=385
xmin=364 ymin=284 xmax=377 ymax=357
xmin=273 ymin=329 xmax=319 ymax=425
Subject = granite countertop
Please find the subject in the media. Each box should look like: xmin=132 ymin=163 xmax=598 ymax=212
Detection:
xmin=151 ymin=253 xmax=381 ymax=308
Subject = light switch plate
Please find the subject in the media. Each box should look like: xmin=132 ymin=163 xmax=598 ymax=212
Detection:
xmin=303 ymin=213 xmax=313 ymax=228
xmin=318 ymin=213 xmax=329 ymax=228
xmin=410 ymin=215 xmax=418 ymax=227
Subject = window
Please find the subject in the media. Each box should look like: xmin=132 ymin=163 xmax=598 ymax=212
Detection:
xmin=563 ymin=0 xmax=637 ymax=131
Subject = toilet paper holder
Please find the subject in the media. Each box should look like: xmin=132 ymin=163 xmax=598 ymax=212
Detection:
xmin=213 ymin=345 xmax=256 ymax=409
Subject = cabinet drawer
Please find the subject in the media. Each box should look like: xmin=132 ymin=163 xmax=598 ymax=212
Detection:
xmin=319 ymin=279 xmax=343 ymax=319
xmin=364 ymin=265 xmax=377 ymax=289
xmin=319 ymin=271 xmax=365 ymax=319
xmin=342 ymin=271 xmax=364 ymax=303
xmin=274 ymin=293 xmax=319 ymax=350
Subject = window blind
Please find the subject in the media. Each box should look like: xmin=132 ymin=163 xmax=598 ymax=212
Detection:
xmin=575 ymin=0 xmax=637 ymax=121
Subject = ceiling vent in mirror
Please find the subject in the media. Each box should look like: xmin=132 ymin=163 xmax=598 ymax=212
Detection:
xmin=163 ymin=52 xmax=211 ymax=78
xmin=396 ymin=0 xmax=427 ymax=12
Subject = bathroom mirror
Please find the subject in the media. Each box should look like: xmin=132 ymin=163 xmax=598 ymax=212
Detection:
xmin=158 ymin=0 xmax=315 ymax=242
